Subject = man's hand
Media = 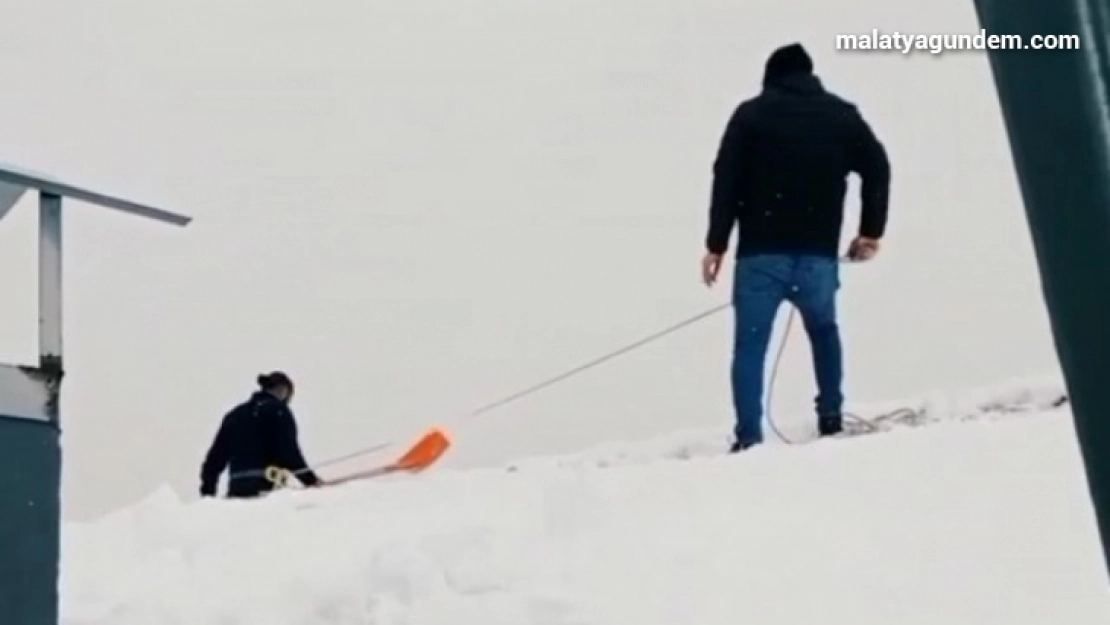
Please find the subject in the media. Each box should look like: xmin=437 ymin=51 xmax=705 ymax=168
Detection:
xmin=702 ymin=252 xmax=724 ymax=286
xmin=847 ymin=237 xmax=880 ymax=262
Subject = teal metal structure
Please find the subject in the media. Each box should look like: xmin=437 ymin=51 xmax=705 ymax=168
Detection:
xmin=971 ymin=0 xmax=1110 ymax=576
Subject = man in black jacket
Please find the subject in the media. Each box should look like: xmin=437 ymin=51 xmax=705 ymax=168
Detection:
xmin=701 ymin=43 xmax=891 ymax=451
xmin=199 ymin=371 xmax=323 ymax=498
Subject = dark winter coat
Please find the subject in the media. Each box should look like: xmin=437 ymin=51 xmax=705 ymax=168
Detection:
xmin=705 ymin=46 xmax=891 ymax=258
xmin=199 ymin=391 xmax=321 ymax=498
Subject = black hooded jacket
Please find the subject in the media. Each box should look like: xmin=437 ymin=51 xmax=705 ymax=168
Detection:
xmin=706 ymin=43 xmax=891 ymax=258
xmin=199 ymin=390 xmax=321 ymax=498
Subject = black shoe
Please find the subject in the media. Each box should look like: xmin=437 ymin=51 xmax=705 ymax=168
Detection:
xmin=729 ymin=440 xmax=760 ymax=453
xmin=818 ymin=414 xmax=843 ymax=437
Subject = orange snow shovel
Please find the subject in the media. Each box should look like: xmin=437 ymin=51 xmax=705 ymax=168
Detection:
xmin=323 ymin=428 xmax=452 ymax=487
xmin=390 ymin=427 xmax=452 ymax=471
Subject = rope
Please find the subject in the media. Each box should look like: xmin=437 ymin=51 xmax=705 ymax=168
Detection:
xmin=764 ymin=306 xmax=923 ymax=444
xmin=350 ymin=302 xmax=730 ymax=446
xmin=764 ymin=306 xmax=874 ymax=444
xmin=238 ymin=302 xmax=734 ymax=487
xmin=249 ymin=274 xmax=916 ymax=487
xmin=456 ymin=302 xmax=732 ymax=421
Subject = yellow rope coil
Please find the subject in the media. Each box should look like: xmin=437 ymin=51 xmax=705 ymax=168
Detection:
xmin=264 ymin=466 xmax=289 ymax=488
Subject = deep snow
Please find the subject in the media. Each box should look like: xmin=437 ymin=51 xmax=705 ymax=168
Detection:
xmin=62 ymin=378 xmax=1110 ymax=625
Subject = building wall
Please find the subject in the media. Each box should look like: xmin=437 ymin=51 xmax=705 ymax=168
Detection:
xmin=0 ymin=362 xmax=61 ymax=625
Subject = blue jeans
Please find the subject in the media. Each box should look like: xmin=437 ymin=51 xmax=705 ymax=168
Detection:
xmin=730 ymin=254 xmax=843 ymax=446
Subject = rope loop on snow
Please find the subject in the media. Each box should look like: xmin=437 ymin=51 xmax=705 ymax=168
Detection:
xmin=765 ymin=306 xmax=882 ymax=444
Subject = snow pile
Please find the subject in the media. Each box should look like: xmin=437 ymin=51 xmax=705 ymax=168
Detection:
xmin=61 ymin=378 xmax=1110 ymax=625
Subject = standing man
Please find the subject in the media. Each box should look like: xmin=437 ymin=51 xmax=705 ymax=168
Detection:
xmin=701 ymin=43 xmax=891 ymax=452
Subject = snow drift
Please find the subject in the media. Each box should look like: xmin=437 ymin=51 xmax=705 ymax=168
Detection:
xmin=62 ymin=378 xmax=1110 ymax=625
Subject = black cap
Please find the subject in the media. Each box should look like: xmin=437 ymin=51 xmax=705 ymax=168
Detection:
xmin=763 ymin=43 xmax=813 ymax=86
